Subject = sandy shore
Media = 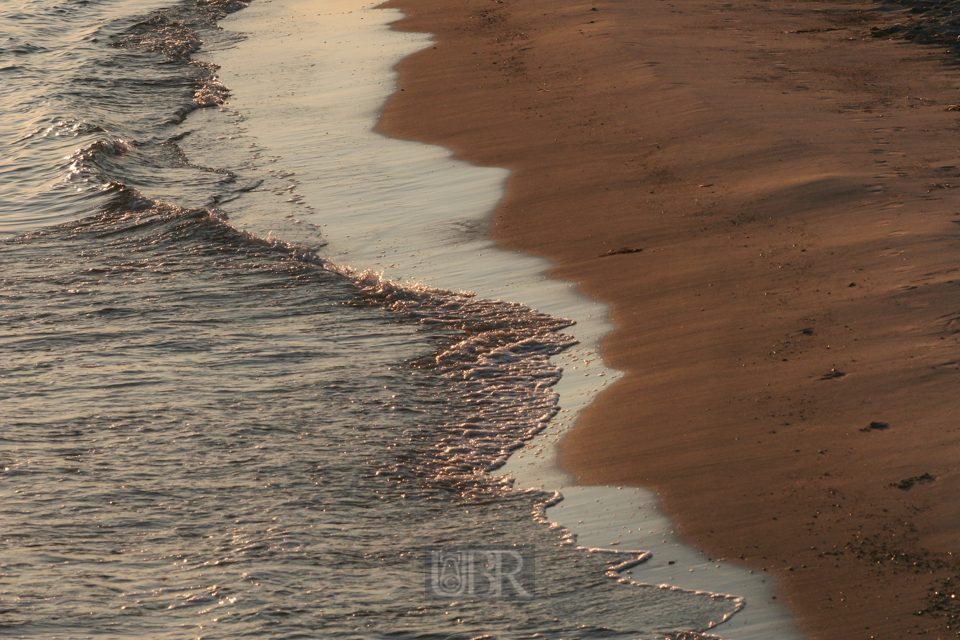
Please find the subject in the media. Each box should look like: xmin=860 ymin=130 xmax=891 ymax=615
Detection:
xmin=378 ymin=0 xmax=960 ymax=636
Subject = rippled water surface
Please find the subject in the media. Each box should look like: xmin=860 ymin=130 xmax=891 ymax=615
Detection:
xmin=0 ymin=0 xmax=242 ymax=234
xmin=1 ymin=1 xmax=742 ymax=638
xmin=0 ymin=204 xmax=740 ymax=638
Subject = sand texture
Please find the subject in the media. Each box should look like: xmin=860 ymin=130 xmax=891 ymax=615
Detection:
xmin=378 ymin=0 xmax=960 ymax=636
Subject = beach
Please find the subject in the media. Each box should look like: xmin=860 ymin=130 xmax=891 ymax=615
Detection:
xmin=379 ymin=0 xmax=960 ymax=637
xmin=0 ymin=0 xmax=790 ymax=636
xmin=3 ymin=0 xmax=958 ymax=635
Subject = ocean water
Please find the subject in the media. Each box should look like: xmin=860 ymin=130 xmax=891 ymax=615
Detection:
xmin=0 ymin=1 xmax=781 ymax=638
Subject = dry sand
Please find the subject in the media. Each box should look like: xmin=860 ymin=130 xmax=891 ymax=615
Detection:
xmin=377 ymin=0 xmax=960 ymax=636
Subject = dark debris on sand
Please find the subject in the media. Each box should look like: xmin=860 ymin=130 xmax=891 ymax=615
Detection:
xmin=892 ymin=473 xmax=936 ymax=490
xmin=602 ymin=246 xmax=643 ymax=257
xmin=873 ymin=0 xmax=960 ymax=55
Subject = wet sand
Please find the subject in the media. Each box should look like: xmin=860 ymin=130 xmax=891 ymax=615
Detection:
xmin=378 ymin=0 xmax=960 ymax=636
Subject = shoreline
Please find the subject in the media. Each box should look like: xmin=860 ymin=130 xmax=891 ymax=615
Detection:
xmin=377 ymin=0 xmax=960 ymax=637
xmin=209 ymin=0 xmax=801 ymax=635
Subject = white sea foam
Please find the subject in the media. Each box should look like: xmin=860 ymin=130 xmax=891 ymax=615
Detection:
xmin=202 ymin=1 xmax=807 ymax=637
